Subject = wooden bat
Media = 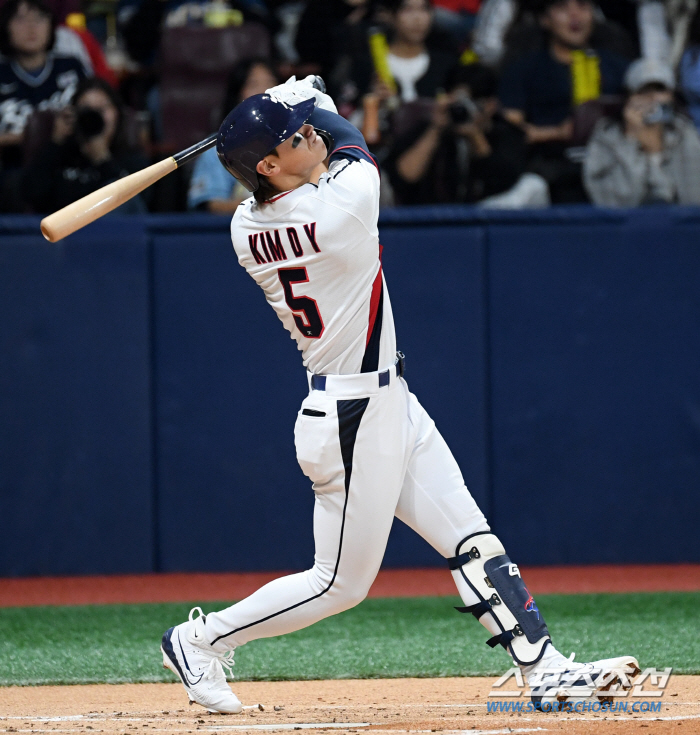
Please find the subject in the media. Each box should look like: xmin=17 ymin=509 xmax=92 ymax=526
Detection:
xmin=40 ymin=133 xmax=218 ymax=243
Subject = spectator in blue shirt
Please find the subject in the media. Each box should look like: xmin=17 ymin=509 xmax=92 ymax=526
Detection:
xmin=187 ymin=57 xmax=277 ymax=214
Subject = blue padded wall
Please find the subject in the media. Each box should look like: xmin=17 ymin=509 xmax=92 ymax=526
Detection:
xmin=0 ymin=219 xmax=153 ymax=575
xmin=1 ymin=208 xmax=699 ymax=577
xmin=379 ymin=225 xmax=488 ymax=566
xmin=486 ymin=209 xmax=700 ymax=563
xmin=150 ymin=221 xmax=313 ymax=572
xmin=150 ymin=220 xmax=488 ymax=571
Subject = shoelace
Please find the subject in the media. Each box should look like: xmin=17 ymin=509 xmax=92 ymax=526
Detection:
xmin=217 ymin=650 xmax=236 ymax=679
xmin=188 ymin=607 xmax=236 ymax=680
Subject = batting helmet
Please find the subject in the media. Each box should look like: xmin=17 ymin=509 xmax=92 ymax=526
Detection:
xmin=216 ymin=93 xmax=316 ymax=192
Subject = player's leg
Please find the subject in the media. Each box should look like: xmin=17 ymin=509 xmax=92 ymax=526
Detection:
xmin=394 ymin=385 xmax=639 ymax=705
xmin=162 ymin=379 xmax=410 ymax=711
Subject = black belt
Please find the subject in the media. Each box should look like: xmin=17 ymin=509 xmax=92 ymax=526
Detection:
xmin=311 ymin=351 xmax=405 ymax=392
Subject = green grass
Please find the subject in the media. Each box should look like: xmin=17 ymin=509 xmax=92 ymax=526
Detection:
xmin=0 ymin=593 xmax=697 ymax=686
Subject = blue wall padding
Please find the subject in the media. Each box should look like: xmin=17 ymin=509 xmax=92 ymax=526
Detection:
xmin=151 ymin=227 xmax=314 ymax=572
xmin=379 ymin=225 xmax=488 ymax=565
xmin=1 ymin=208 xmax=699 ymax=576
xmin=486 ymin=209 xmax=700 ymax=564
xmin=0 ymin=220 xmax=153 ymax=575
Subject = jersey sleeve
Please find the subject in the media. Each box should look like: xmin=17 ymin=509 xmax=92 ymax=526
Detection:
xmin=308 ymin=107 xmax=379 ymax=169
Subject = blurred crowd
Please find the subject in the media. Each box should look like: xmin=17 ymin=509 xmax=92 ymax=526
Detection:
xmin=2 ymin=0 xmax=700 ymax=214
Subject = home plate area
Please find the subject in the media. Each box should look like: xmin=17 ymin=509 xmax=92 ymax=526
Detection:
xmin=2 ymin=677 xmax=700 ymax=735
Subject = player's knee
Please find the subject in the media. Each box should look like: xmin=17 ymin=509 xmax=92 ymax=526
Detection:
xmin=307 ymin=564 xmax=373 ymax=612
xmin=334 ymin=585 xmax=369 ymax=610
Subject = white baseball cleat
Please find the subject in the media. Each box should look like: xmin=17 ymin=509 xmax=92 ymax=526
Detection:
xmin=526 ymin=647 xmax=641 ymax=707
xmin=161 ymin=606 xmax=242 ymax=714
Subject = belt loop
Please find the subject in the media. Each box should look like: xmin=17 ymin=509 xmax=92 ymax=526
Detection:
xmin=396 ymin=351 xmax=406 ymax=378
xmin=311 ymin=375 xmax=327 ymax=391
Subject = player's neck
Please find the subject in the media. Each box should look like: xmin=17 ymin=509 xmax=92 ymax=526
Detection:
xmin=271 ymin=161 xmax=328 ymax=196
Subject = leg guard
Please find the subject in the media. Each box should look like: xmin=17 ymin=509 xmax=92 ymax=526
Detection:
xmin=449 ymin=531 xmax=551 ymax=666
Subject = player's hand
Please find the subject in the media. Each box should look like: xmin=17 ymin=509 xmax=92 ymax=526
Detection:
xmin=266 ymin=76 xmax=338 ymax=114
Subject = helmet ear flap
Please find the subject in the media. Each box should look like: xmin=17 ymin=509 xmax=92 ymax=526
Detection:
xmin=230 ymin=149 xmax=266 ymax=192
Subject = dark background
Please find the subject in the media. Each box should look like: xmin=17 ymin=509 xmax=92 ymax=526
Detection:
xmin=1 ymin=207 xmax=699 ymax=577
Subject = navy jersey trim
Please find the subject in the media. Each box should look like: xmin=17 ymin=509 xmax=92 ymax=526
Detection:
xmin=331 ymin=144 xmax=379 ymax=173
xmin=209 ymin=397 xmax=370 ymax=646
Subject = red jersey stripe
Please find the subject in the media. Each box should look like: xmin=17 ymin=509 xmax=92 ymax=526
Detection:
xmin=366 ymin=253 xmax=383 ymax=347
xmin=267 ymin=190 xmax=293 ymax=203
xmin=331 ymin=145 xmax=380 ymax=174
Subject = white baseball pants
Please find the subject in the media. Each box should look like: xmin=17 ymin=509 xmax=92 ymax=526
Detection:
xmin=205 ymin=368 xmax=491 ymax=651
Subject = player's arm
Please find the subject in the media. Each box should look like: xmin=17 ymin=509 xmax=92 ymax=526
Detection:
xmin=265 ymin=75 xmax=378 ymax=169
xmin=307 ymin=107 xmax=378 ymax=169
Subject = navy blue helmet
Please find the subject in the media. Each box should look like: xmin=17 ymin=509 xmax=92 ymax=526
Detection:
xmin=216 ymin=93 xmax=316 ymax=192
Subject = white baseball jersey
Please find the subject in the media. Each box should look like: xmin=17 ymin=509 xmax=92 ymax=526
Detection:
xmin=230 ymin=156 xmax=396 ymax=376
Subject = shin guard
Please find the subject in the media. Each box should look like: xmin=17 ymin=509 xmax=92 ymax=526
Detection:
xmin=449 ymin=532 xmax=550 ymax=666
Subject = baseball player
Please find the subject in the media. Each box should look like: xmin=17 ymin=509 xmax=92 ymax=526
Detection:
xmin=161 ymin=76 xmax=639 ymax=713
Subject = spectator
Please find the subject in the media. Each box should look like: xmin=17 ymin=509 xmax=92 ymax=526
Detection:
xmin=361 ymin=0 xmax=457 ymax=103
xmin=584 ymin=58 xmax=700 ymax=206
xmin=187 ymin=57 xmax=277 ymax=213
xmin=22 ymin=77 xmax=148 ymax=213
xmin=118 ymin=0 xmax=275 ymax=67
xmin=0 ymin=0 xmax=88 ymax=160
xmin=432 ymin=0 xmax=481 ymax=42
xmin=473 ymin=0 xmax=638 ymax=69
xmin=680 ymin=4 xmax=700 ymax=131
xmin=354 ymin=0 xmax=459 ymax=144
xmin=385 ymin=63 xmax=528 ymax=204
xmin=499 ymin=0 xmax=629 ymax=201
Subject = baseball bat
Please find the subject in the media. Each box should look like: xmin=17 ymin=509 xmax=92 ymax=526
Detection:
xmin=40 ymin=133 xmax=218 ymax=243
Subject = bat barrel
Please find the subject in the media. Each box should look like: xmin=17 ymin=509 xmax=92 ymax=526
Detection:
xmin=40 ymin=157 xmax=178 ymax=243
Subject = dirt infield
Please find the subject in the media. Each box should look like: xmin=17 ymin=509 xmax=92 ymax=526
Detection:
xmin=2 ymin=565 xmax=700 ymax=607
xmin=1 ymin=677 xmax=699 ymax=734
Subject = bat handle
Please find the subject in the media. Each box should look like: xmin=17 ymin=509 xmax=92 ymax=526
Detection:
xmin=173 ymin=133 xmax=218 ymax=167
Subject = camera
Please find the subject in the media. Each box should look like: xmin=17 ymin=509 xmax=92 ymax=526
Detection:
xmin=448 ymin=97 xmax=479 ymax=125
xmin=74 ymin=107 xmax=105 ymax=141
xmin=644 ymin=103 xmax=673 ymax=125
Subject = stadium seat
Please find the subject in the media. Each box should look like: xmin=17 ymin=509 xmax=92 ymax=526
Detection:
xmin=159 ymin=23 xmax=270 ymax=151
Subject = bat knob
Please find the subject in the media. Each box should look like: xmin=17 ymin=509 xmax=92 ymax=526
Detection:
xmin=311 ymin=75 xmax=326 ymax=94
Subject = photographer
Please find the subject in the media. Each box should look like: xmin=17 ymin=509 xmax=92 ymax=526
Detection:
xmin=22 ymin=77 xmax=148 ymax=213
xmin=583 ymin=59 xmax=700 ymax=206
xmin=385 ymin=64 xmax=527 ymax=204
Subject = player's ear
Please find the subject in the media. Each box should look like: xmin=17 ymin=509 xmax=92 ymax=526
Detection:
xmin=256 ymin=157 xmax=278 ymax=178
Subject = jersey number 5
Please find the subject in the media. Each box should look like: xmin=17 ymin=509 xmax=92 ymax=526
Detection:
xmin=278 ymin=267 xmax=325 ymax=339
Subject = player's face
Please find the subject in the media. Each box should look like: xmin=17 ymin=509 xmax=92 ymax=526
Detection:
xmin=256 ymin=123 xmax=328 ymax=189
xmin=9 ymin=2 xmax=51 ymax=56
xmin=277 ymin=123 xmax=328 ymax=173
